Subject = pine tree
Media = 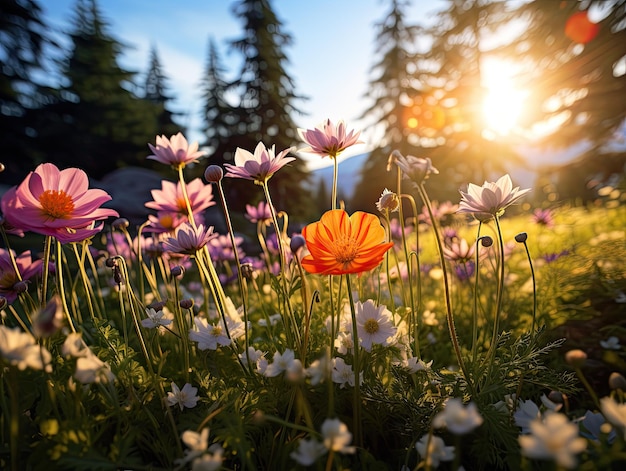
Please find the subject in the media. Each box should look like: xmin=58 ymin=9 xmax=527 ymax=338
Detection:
xmin=144 ymin=44 xmax=182 ymax=138
xmin=500 ymin=0 xmax=626 ymax=199
xmin=219 ymin=0 xmax=311 ymax=219
xmin=0 ymin=0 xmax=53 ymax=183
xmin=34 ymin=0 xmax=160 ymax=178
xmin=419 ymin=0 xmax=523 ymax=201
xmin=200 ymin=38 xmax=238 ymax=167
xmin=351 ymin=0 xmax=424 ymax=212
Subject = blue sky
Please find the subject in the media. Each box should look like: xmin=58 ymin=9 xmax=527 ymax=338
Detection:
xmin=43 ymin=0 xmax=443 ymax=166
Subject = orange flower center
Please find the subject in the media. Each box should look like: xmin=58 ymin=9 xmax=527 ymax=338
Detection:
xmin=159 ymin=214 xmax=174 ymax=229
xmin=331 ymin=235 xmax=358 ymax=265
xmin=176 ymin=197 xmax=187 ymax=212
xmin=364 ymin=319 xmax=380 ymax=334
xmin=39 ymin=190 xmax=74 ymax=219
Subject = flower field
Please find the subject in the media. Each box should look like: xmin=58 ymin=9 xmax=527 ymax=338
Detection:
xmin=1 ymin=122 xmax=625 ymax=470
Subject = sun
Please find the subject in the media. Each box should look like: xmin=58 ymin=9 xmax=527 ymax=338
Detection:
xmin=481 ymin=57 xmax=528 ymax=138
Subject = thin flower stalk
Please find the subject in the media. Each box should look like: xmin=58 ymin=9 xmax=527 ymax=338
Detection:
xmin=471 ymin=222 xmax=483 ymax=364
xmin=70 ymin=243 xmax=101 ymax=323
xmin=172 ymin=274 xmax=190 ymax=383
xmin=483 ymin=216 xmax=506 ymax=375
xmin=519 ymin=237 xmax=538 ymax=339
xmin=54 ymin=239 xmax=77 ymax=333
xmin=214 ymin=178 xmax=253 ymax=375
xmin=417 ymin=183 xmax=474 ymax=396
xmin=117 ymin=258 xmax=157 ymax=380
xmin=345 ymin=274 xmax=362 ymax=447
xmin=395 ymin=180 xmax=419 ymax=358
xmin=380 ymin=211 xmax=398 ymax=312
xmin=261 ymin=180 xmax=299 ymax=349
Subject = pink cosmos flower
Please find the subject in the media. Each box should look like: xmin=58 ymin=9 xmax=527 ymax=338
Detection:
xmin=208 ymin=233 xmax=245 ymax=262
xmin=391 ymin=150 xmax=439 ymax=186
xmin=458 ymin=174 xmax=531 ymax=222
xmin=0 ymin=190 xmax=25 ymax=236
xmin=147 ymin=132 xmax=205 ymax=169
xmin=224 ymin=142 xmax=295 ymax=184
xmin=443 ymin=237 xmax=475 ymax=263
xmin=0 ymin=248 xmax=43 ymax=303
xmin=163 ymin=223 xmax=216 ymax=255
xmin=145 ymin=178 xmax=215 ymax=217
xmin=144 ymin=211 xmax=190 ymax=234
xmin=2 ymin=163 xmax=118 ymax=243
xmin=245 ymin=201 xmax=272 ymax=225
xmin=298 ymin=119 xmax=363 ymax=159
xmin=531 ymin=208 xmax=555 ymax=228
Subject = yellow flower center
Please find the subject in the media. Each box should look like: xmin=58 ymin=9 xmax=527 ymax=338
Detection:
xmin=211 ymin=326 xmax=223 ymax=337
xmin=331 ymin=235 xmax=358 ymax=265
xmin=39 ymin=190 xmax=74 ymax=219
xmin=364 ymin=318 xmax=380 ymax=334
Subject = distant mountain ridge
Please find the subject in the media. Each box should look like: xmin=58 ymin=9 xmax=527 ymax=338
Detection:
xmin=307 ymin=153 xmax=369 ymax=201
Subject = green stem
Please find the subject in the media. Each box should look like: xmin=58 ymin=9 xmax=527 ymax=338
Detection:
xmin=346 ymin=274 xmax=362 ymax=447
xmin=331 ymin=156 xmax=339 ymax=210
xmin=522 ymin=240 xmax=537 ymax=339
xmin=40 ymin=235 xmax=53 ymax=307
xmin=417 ymin=183 xmax=474 ymax=397
xmin=262 ymin=180 xmax=298 ymax=348
xmin=216 ymin=180 xmax=252 ymax=375
xmin=484 ymin=216 xmax=505 ymax=373
xmin=471 ymin=222 xmax=483 ymax=364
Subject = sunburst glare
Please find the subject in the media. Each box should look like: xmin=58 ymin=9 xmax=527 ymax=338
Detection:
xmin=481 ymin=57 xmax=528 ymax=138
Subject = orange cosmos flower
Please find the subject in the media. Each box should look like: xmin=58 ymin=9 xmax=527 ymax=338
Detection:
xmin=301 ymin=209 xmax=394 ymax=276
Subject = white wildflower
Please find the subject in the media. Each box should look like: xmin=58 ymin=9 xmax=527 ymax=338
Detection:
xmin=519 ymin=412 xmax=587 ymax=469
xmin=415 ymin=435 xmax=455 ymax=469
xmin=0 ymin=325 xmax=52 ymax=372
xmin=166 ymin=382 xmax=199 ymax=411
xmin=321 ymin=418 xmax=356 ymax=454
xmin=432 ymin=398 xmax=483 ymax=435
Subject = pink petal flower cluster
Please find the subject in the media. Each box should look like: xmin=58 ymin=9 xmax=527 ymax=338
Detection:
xmin=224 ymin=142 xmax=295 ymax=184
xmin=2 ymin=163 xmax=118 ymax=243
xmin=298 ymin=119 xmax=363 ymax=159
xmin=0 ymin=250 xmax=44 ymax=305
xmin=144 ymin=178 xmax=214 ymax=233
xmin=147 ymin=132 xmax=205 ymax=169
xmin=245 ymin=201 xmax=272 ymax=225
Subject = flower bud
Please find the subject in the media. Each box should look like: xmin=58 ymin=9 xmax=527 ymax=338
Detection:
xmin=515 ymin=232 xmax=528 ymax=243
xmin=112 ymin=218 xmax=130 ymax=230
xmin=179 ymin=298 xmax=194 ymax=310
xmin=113 ymin=266 xmax=124 ymax=285
xmin=480 ymin=236 xmax=493 ymax=247
xmin=376 ymin=189 xmax=400 ymax=213
xmin=548 ymin=390 xmax=565 ymax=404
xmin=290 ymin=234 xmax=306 ymax=254
xmin=565 ymin=349 xmax=587 ymax=368
xmin=204 ymin=165 xmax=224 ymax=183
xmin=0 ymin=162 xmax=5 ymax=172
xmin=170 ymin=265 xmax=185 ymax=278
xmin=13 ymin=280 xmax=29 ymax=294
xmin=33 ymin=295 xmax=63 ymax=338
xmin=148 ymin=299 xmax=167 ymax=311
xmin=240 ymin=262 xmax=254 ymax=280
xmin=609 ymin=372 xmax=626 ymax=390
xmin=105 ymin=257 xmax=118 ymax=268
